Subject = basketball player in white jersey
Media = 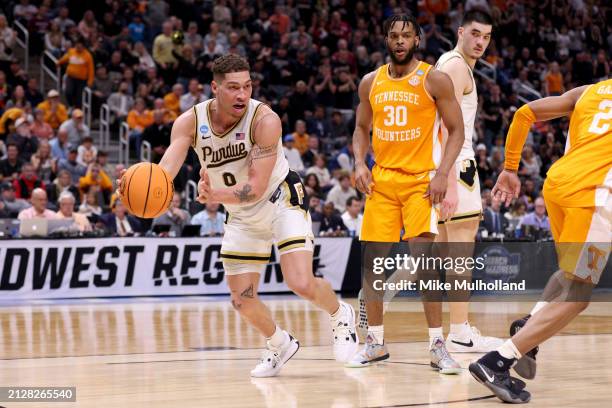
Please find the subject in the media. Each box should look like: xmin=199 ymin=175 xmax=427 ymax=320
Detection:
xmin=156 ymin=54 xmax=358 ymax=377
xmin=434 ymin=10 xmax=503 ymax=353
xmin=356 ymin=10 xmax=502 ymax=354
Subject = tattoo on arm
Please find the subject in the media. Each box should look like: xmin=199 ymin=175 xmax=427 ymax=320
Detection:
xmin=233 ymin=183 xmax=257 ymax=203
xmin=240 ymin=284 xmax=254 ymax=298
xmin=231 ymin=299 xmax=241 ymax=310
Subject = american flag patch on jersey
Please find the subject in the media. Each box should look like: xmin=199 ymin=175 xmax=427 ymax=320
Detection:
xmin=235 ymin=132 xmax=245 ymax=140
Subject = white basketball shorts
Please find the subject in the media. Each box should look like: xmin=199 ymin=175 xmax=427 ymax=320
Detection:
xmin=220 ymin=170 xmax=314 ymax=275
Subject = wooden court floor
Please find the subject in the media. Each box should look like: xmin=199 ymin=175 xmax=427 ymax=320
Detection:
xmin=1 ymin=297 xmax=611 ymax=407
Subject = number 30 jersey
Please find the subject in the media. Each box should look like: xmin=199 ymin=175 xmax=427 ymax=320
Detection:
xmin=368 ymin=61 xmax=442 ymax=173
xmin=545 ymin=78 xmax=612 ymax=207
xmin=192 ymin=98 xmax=289 ymax=216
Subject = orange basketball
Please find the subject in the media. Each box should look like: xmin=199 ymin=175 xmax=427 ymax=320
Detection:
xmin=119 ymin=162 xmax=174 ymax=218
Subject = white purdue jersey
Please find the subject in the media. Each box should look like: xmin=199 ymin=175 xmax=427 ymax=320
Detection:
xmin=435 ymin=50 xmax=478 ymax=161
xmin=192 ymin=98 xmax=289 ymax=216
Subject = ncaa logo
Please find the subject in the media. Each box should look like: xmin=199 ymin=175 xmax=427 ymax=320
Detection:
xmin=200 ymin=125 xmax=209 ymax=135
xmin=409 ymin=75 xmax=420 ymax=86
xmin=416 ymin=69 xmax=425 ymax=76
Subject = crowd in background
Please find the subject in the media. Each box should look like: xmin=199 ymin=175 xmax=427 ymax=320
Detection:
xmin=0 ymin=0 xmax=609 ymax=239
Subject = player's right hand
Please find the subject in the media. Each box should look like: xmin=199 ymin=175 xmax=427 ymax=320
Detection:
xmin=492 ymin=170 xmax=521 ymax=207
xmin=355 ymin=162 xmax=374 ymax=196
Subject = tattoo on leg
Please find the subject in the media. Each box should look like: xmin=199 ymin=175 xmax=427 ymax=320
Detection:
xmin=240 ymin=284 xmax=254 ymax=298
xmin=233 ymin=183 xmax=256 ymax=203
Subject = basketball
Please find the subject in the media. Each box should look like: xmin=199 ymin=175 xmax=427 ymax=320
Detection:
xmin=119 ymin=162 xmax=174 ymax=218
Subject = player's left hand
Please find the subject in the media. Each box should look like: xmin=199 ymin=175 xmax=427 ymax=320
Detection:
xmin=440 ymin=179 xmax=458 ymax=221
xmin=425 ymin=172 xmax=447 ymax=204
xmin=196 ymin=168 xmax=212 ymax=204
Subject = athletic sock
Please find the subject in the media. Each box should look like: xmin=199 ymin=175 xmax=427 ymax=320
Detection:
xmin=479 ymin=350 xmax=516 ymax=372
xmin=330 ymin=302 xmax=343 ymax=319
xmin=368 ymin=325 xmax=384 ymax=345
xmin=429 ymin=327 xmax=443 ymax=346
xmin=450 ymin=321 xmax=470 ymax=336
xmin=530 ymin=301 xmax=548 ymax=316
xmin=498 ymin=339 xmax=522 ymax=360
xmin=267 ymin=326 xmax=288 ymax=349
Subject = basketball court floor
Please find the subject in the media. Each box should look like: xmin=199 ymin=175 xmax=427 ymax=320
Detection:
xmin=1 ymin=296 xmax=611 ymax=407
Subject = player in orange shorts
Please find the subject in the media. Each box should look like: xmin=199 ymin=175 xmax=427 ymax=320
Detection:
xmin=469 ymin=79 xmax=612 ymax=403
xmin=346 ymin=12 xmax=466 ymax=372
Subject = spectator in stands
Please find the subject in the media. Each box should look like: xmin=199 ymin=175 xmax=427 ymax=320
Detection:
xmin=341 ymin=196 xmax=363 ymax=238
xmin=174 ymin=45 xmax=199 ymax=89
xmin=17 ymin=188 xmax=55 ymax=220
xmin=30 ymin=108 xmax=53 ymax=139
xmin=204 ymin=22 xmax=228 ymax=52
xmin=127 ymin=97 xmax=154 ymax=158
xmin=55 ymin=191 xmax=91 ymax=232
xmin=79 ymin=163 xmax=113 ymax=205
xmin=133 ymin=42 xmax=156 ymax=72
xmin=44 ymin=21 xmax=67 ymax=58
xmin=77 ymin=136 xmax=97 ymax=167
xmin=319 ymin=201 xmax=347 ymax=237
xmin=0 ymin=70 xmax=9 ymax=110
xmin=25 ymin=78 xmax=43 ymax=107
xmin=30 ymin=140 xmax=55 ymax=184
xmin=59 ymin=109 xmax=90 ymax=146
xmin=335 ymin=143 xmax=355 ymax=172
xmin=57 ymin=37 xmax=95 ymax=108
xmin=0 ymin=143 xmax=23 ymax=183
xmin=306 ymin=155 xmax=332 ymax=190
xmin=504 ymin=201 xmax=527 ymax=232
xmin=179 ymin=79 xmax=206 ymax=113
xmin=309 ymin=194 xmax=323 ymax=222
xmin=282 ymin=134 xmax=304 ymax=173
xmin=290 ymin=119 xmax=309 ymax=155
xmin=52 ymin=7 xmax=74 ymax=33
xmin=1 ymin=182 xmax=30 ymax=217
xmin=151 ymin=193 xmax=191 ymax=236
xmin=91 ymin=65 xmax=113 ymax=110
xmin=307 ymin=105 xmax=331 ymax=140
xmin=7 ymin=117 xmax=38 ymax=161
xmin=77 ymin=10 xmax=97 ymax=42
xmin=153 ymin=97 xmax=177 ymax=124
xmin=49 ymin=128 xmax=71 ymax=161
xmin=37 ymin=89 xmax=68 ymax=130
xmin=301 ymin=136 xmax=320 ymax=169
xmin=46 ymin=169 xmax=80 ymax=211
xmin=101 ymin=198 xmax=142 ymax=237
xmin=0 ymin=107 xmax=24 ymax=138
xmin=163 ymin=83 xmax=184 ymax=117
xmin=153 ymin=21 xmax=180 ymax=85
xmin=107 ymin=81 xmax=134 ymax=126
xmin=519 ymin=145 xmax=542 ymax=185
xmin=0 ymin=14 xmax=15 ymax=74
xmin=184 ymin=21 xmax=203 ymax=54
xmin=142 ymin=109 xmax=171 ymax=163
xmin=191 ymin=202 xmax=225 ymax=237
xmin=13 ymin=162 xmax=44 ymax=199
xmin=519 ymin=197 xmax=551 ymax=231
xmin=304 ymin=173 xmax=322 ymax=198
xmin=329 ymin=111 xmax=350 ymax=145
xmin=78 ymin=186 xmax=103 ymax=218
xmin=326 ymin=173 xmax=357 ymax=213
xmin=544 ymin=61 xmax=564 ymax=96
xmin=5 ymin=85 xmax=31 ymax=110
xmin=58 ymin=147 xmax=87 ymax=185
xmin=482 ymin=199 xmax=507 ymax=236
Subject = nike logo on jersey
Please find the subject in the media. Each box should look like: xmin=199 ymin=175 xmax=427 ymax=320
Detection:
xmin=376 ymin=80 xmax=384 ymax=86
xmin=451 ymin=339 xmax=474 ymax=347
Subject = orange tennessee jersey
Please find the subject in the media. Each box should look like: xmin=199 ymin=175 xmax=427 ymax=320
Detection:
xmin=368 ymin=62 xmax=442 ymax=173
xmin=546 ymin=79 xmax=612 ymax=207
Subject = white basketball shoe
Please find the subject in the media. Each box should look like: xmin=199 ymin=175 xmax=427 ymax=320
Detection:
xmin=250 ymin=331 xmax=300 ymax=378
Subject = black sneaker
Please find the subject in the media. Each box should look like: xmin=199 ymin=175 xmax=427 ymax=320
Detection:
xmin=469 ymin=362 xmax=531 ymax=404
xmin=510 ymin=315 xmax=538 ymax=379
